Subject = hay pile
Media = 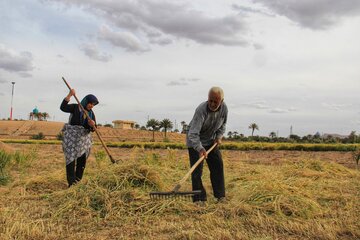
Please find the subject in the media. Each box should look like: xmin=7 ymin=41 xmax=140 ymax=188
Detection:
xmin=1 ymin=146 xmax=360 ymax=239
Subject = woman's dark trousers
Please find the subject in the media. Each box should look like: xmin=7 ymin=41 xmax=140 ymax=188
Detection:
xmin=66 ymin=153 xmax=87 ymax=187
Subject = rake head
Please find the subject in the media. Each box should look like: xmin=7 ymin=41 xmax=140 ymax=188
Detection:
xmin=149 ymin=190 xmax=201 ymax=200
xmin=109 ymin=155 xmax=120 ymax=164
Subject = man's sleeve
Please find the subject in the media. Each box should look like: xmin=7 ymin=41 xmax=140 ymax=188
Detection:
xmin=187 ymin=108 xmax=205 ymax=152
xmin=215 ymin=108 xmax=228 ymax=140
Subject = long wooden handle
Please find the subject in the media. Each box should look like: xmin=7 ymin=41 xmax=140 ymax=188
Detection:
xmin=62 ymin=77 xmax=116 ymax=163
xmin=172 ymin=143 xmax=218 ymax=192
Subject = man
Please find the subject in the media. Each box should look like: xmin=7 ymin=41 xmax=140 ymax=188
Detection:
xmin=186 ymin=86 xmax=228 ymax=203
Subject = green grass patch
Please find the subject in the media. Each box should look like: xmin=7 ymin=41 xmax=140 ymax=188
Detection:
xmin=1 ymin=139 xmax=360 ymax=152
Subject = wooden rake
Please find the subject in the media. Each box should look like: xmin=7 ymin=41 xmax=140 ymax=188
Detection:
xmin=150 ymin=142 xmax=218 ymax=200
xmin=62 ymin=77 xmax=118 ymax=164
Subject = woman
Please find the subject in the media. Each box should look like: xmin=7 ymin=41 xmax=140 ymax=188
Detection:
xmin=60 ymin=88 xmax=98 ymax=187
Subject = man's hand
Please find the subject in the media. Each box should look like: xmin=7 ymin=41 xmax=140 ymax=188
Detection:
xmin=199 ymin=148 xmax=208 ymax=159
xmin=215 ymin=138 xmax=222 ymax=145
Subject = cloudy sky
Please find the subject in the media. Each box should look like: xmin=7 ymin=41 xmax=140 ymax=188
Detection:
xmin=0 ymin=0 xmax=359 ymax=137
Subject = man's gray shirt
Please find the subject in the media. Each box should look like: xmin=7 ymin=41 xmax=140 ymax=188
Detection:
xmin=186 ymin=101 xmax=228 ymax=152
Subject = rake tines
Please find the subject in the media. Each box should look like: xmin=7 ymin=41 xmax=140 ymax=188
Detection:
xmin=149 ymin=143 xmax=218 ymax=201
xmin=149 ymin=190 xmax=201 ymax=200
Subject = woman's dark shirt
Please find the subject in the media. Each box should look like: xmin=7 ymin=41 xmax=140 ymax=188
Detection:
xmin=60 ymin=99 xmax=96 ymax=131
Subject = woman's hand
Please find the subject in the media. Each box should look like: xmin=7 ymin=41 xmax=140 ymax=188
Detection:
xmin=65 ymin=89 xmax=76 ymax=101
xmin=88 ymin=119 xmax=96 ymax=128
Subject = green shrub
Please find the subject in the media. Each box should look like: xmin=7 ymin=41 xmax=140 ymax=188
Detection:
xmin=56 ymin=132 xmax=64 ymax=140
xmin=31 ymin=132 xmax=45 ymax=140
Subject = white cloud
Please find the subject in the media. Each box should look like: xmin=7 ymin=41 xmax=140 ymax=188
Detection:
xmin=232 ymin=4 xmax=275 ymax=17
xmin=254 ymin=0 xmax=360 ymax=30
xmin=167 ymin=77 xmax=200 ymax=86
xmin=45 ymin=0 xmax=250 ymax=47
xmin=322 ymin=103 xmax=352 ymax=111
xmin=98 ymin=25 xmax=150 ymax=53
xmin=79 ymin=42 xmax=112 ymax=62
xmin=269 ymin=108 xmax=297 ymax=114
xmin=18 ymin=72 xmax=32 ymax=78
xmin=38 ymin=99 xmax=48 ymax=103
xmin=1 ymin=0 xmax=360 ymax=137
xmin=149 ymin=37 xmax=172 ymax=46
xmin=242 ymin=101 xmax=270 ymax=109
xmin=253 ymin=43 xmax=264 ymax=50
xmin=0 ymin=44 xmax=34 ymax=76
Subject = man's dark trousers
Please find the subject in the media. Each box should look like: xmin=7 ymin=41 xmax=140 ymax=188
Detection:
xmin=188 ymin=145 xmax=225 ymax=202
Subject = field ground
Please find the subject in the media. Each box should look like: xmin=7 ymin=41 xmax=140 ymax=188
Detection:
xmin=0 ymin=120 xmax=185 ymax=142
xmin=0 ymin=143 xmax=360 ymax=239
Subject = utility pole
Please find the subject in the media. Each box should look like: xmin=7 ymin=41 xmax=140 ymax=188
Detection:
xmin=10 ymin=82 xmax=15 ymax=120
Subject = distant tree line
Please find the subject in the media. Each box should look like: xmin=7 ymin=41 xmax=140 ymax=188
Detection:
xmin=227 ymin=123 xmax=360 ymax=144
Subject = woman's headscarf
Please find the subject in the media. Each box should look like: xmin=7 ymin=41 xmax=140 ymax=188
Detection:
xmin=81 ymin=94 xmax=99 ymax=108
xmin=80 ymin=94 xmax=99 ymax=125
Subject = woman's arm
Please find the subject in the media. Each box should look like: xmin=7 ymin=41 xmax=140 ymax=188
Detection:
xmin=60 ymin=89 xmax=76 ymax=113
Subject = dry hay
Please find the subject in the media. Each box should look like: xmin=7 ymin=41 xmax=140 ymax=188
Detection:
xmin=0 ymin=141 xmax=15 ymax=154
xmin=24 ymin=175 xmax=68 ymax=194
xmin=48 ymin=161 xmax=165 ymax=219
xmin=1 ymin=146 xmax=360 ymax=239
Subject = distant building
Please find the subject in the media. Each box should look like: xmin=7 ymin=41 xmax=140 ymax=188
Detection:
xmin=33 ymin=107 xmax=39 ymax=114
xmin=112 ymin=120 xmax=136 ymax=129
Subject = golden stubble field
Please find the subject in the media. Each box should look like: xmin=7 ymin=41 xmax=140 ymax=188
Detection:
xmin=0 ymin=120 xmax=185 ymax=142
xmin=0 ymin=142 xmax=360 ymax=240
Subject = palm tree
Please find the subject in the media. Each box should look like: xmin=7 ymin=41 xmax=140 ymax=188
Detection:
xmin=160 ymin=119 xmax=173 ymax=139
xmin=146 ymin=119 xmax=160 ymax=142
xmin=42 ymin=112 xmax=49 ymax=121
xmin=249 ymin=123 xmax=259 ymax=136
xmin=227 ymin=131 xmax=233 ymax=139
xmin=269 ymin=131 xmax=277 ymax=139
xmin=349 ymin=131 xmax=357 ymax=143
xmin=34 ymin=112 xmax=43 ymax=121
xmin=233 ymin=131 xmax=239 ymax=138
xmin=180 ymin=121 xmax=189 ymax=134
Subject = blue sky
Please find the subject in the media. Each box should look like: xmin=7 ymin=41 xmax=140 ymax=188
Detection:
xmin=0 ymin=0 xmax=360 ymax=137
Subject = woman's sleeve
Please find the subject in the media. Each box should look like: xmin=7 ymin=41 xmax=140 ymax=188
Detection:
xmin=60 ymin=99 xmax=75 ymax=113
